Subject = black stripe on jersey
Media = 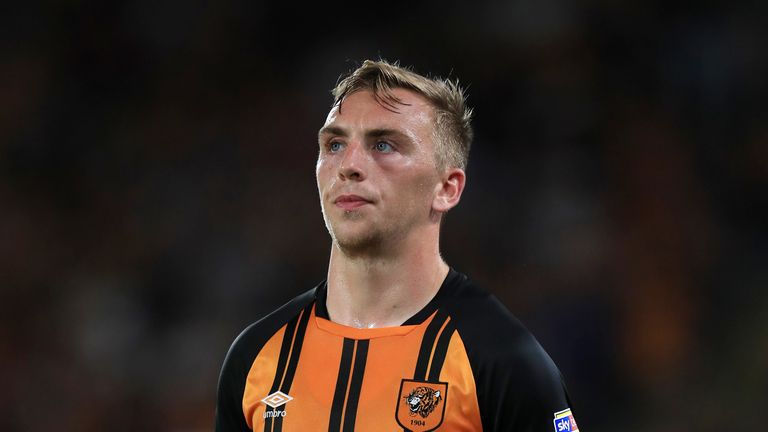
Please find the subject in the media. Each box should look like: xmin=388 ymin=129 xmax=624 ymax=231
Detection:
xmin=264 ymin=311 xmax=301 ymax=432
xmin=427 ymin=320 xmax=455 ymax=382
xmin=273 ymin=302 xmax=313 ymax=432
xmin=342 ymin=339 xmax=369 ymax=432
xmin=413 ymin=310 xmax=448 ymax=381
xmin=268 ymin=313 xmax=299 ymax=393
xmin=329 ymin=338 xmax=355 ymax=432
xmin=279 ymin=302 xmax=313 ymax=392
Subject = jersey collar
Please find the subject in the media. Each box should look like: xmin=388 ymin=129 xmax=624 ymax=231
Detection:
xmin=313 ymin=267 xmax=466 ymax=326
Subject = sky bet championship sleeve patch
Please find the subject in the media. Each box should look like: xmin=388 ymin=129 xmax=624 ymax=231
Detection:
xmin=553 ymin=408 xmax=579 ymax=432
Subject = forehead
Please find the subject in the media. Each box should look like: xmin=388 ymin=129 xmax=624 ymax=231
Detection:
xmin=322 ymin=88 xmax=435 ymax=135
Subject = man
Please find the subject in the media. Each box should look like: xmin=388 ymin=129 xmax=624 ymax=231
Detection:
xmin=215 ymin=60 xmax=579 ymax=432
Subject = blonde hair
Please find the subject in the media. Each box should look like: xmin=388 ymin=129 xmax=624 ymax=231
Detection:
xmin=332 ymin=60 xmax=474 ymax=171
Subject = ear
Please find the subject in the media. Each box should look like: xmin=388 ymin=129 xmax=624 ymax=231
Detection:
xmin=432 ymin=168 xmax=466 ymax=213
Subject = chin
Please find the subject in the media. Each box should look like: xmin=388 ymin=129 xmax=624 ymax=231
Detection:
xmin=330 ymin=225 xmax=385 ymax=255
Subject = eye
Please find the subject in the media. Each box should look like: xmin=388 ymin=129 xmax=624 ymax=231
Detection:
xmin=374 ymin=141 xmax=394 ymax=153
xmin=329 ymin=141 xmax=344 ymax=152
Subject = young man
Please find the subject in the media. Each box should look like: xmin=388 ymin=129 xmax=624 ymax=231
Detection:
xmin=215 ymin=60 xmax=579 ymax=432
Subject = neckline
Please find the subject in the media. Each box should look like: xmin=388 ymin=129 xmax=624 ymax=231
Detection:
xmin=313 ymin=307 xmax=427 ymax=339
xmin=313 ymin=267 xmax=464 ymax=329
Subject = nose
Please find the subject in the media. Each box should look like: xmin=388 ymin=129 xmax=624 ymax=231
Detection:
xmin=338 ymin=141 xmax=366 ymax=181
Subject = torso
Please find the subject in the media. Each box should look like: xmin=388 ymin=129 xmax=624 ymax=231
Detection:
xmin=243 ymin=302 xmax=482 ymax=432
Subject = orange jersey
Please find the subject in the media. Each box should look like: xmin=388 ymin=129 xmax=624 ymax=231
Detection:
xmin=216 ymin=269 xmax=577 ymax=431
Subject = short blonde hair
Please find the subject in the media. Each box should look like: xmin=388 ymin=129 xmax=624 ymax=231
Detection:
xmin=332 ymin=60 xmax=474 ymax=171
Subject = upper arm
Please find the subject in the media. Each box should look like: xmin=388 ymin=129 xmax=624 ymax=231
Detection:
xmin=215 ymin=341 xmax=251 ymax=432
xmin=477 ymin=336 xmax=576 ymax=432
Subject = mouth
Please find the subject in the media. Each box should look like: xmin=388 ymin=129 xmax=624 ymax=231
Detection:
xmin=334 ymin=194 xmax=372 ymax=210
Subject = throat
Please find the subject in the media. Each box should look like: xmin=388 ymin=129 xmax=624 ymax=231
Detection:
xmin=350 ymin=318 xmax=384 ymax=329
xmin=324 ymin=262 xmax=449 ymax=329
xmin=331 ymin=297 xmax=411 ymax=328
xmin=324 ymin=243 xmax=450 ymax=328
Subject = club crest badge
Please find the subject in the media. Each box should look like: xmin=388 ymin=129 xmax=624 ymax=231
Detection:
xmin=395 ymin=379 xmax=448 ymax=432
xmin=553 ymin=408 xmax=579 ymax=432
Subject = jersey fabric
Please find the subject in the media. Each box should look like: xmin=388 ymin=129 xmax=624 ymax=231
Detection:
xmin=215 ymin=269 xmax=578 ymax=432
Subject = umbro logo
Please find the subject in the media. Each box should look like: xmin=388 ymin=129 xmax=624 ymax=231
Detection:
xmin=261 ymin=391 xmax=293 ymax=408
xmin=261 ymin=391 xmax=293 ymax=419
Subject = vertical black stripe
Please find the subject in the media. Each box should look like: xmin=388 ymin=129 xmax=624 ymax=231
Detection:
xmin=273 ymin=303 xmax=313 ymax=432
xmin=263 ymin=314 xmax=300 ymax=432
xmin=413 ymin=310 xmax=448 ymax=380
xmin=278 ymin=303 xmax=313 ymax=392
xmin=328 ymin=338 xmax=355 ymax=432
xmin=269 ymin=315 xmax=300 ymax=393
xmin=427 ymin=320 xmax=455 ymax=382
xmin=342 ymin=340 xmax=369 ymax=432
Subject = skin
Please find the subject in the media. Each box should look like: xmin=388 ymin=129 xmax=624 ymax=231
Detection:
xmin=316 ymin=88 xmax=466 ymax=328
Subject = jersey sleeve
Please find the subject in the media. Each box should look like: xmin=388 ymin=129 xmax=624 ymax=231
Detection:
xmin=214 ymin=288 xmax=318 ymax=432
xmin=448 ymin=279 xmax=577 ymax=432
xmin=479 ymin=335 xmax=574 ymax=431
xmin=215 ymin=327 xmax=256 ymax=432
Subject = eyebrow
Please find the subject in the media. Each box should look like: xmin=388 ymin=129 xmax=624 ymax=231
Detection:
xmin=318 ymin=125 xmax=347 ymax=138
xmin=318 ymin=126 xmax=411 ymax=143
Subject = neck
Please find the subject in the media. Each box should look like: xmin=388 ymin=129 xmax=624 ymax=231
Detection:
xmin=325 ymin=228 xmax=449 ymax=328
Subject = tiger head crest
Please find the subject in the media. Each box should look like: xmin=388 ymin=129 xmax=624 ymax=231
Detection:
xmin=404 ymin=386 xmax=442 ymax=418
xmin=396 ymin=380 xmax=448 ymax=431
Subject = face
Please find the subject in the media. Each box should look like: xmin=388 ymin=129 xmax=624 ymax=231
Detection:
xmin=316 ymin=89 xmax=443 ymax=254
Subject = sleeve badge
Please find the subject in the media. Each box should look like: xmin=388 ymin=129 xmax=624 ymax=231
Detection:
xmin=553 ymin=408 xmax=579 ymax=431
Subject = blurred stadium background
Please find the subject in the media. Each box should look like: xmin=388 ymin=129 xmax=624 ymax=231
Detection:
xmin=2 ymin=1 xmax=767 ymax=431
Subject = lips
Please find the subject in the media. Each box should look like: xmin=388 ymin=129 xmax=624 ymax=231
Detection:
xmin=334 ymin=194 xmax=372 ymax=210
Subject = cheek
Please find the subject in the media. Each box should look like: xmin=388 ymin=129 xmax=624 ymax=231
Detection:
xmin=403 ymin=169 xmax=439 ymax=197
xmin=379 ymin=157 xmax=430 ymax=187
xmin=316 ymin=154 xmax=331 ymax=174
xmin=387 ymin=173 xmax=437 ymax=214
xmin=316 ymin=159 xmax=335 ymax=188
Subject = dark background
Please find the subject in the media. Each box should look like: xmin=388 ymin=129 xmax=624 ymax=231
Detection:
xmin=2 ymin=1 xmax=766 ymax=431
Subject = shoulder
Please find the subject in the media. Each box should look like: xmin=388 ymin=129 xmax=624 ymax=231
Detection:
xmin=215 ymin=286 xmax=318 ymax=431
xmin=443 ymin=272 xmax=573 ymax=430
xmin=443 ymin=273 xmax=542 ymax=358
xmin=444 ymin=271 xmax=567 ymax=395
xmin=224 ymin=287 xmax=317 ymax=365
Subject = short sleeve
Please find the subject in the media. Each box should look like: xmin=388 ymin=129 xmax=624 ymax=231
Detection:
xmin=483 ymin=339 xmax=575 ymax=431
xmin=215 ymin=337 xmax=251 ymax=432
